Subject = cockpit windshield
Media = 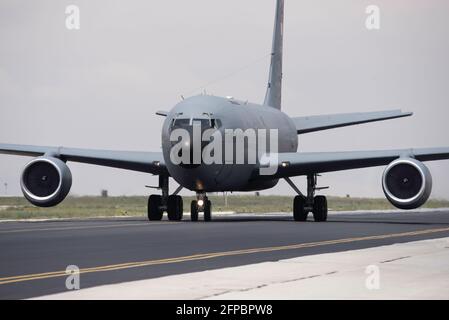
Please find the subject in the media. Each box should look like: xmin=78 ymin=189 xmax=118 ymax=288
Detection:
xmin=192 ymin=119 xmax=212 ymax=129
xmin=171 ymin=117 xmax=221 ymax=129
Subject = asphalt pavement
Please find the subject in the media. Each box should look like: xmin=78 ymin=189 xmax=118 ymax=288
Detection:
xmin=1 ymin=209 xmax=449 ymax=299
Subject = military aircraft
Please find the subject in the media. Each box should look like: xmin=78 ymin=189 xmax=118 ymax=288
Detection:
xmin=1 ymin=0 xmax=448 ymax=222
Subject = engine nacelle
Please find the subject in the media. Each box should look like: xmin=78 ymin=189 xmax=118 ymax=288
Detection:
xmin=20 ymin=157 xmax=72 ymax=207
xmin=382 ymin=158 xmax=432 ymax=210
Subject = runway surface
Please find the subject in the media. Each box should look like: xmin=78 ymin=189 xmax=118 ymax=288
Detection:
xmin=1 ymin=209 xmax=449 ymax=299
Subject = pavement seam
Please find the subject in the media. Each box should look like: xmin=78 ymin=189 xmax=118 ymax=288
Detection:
xmin=201 ymin=271 xmax=339 ymax=300
xmin=379 ymin=256 xmax=411 ymax=264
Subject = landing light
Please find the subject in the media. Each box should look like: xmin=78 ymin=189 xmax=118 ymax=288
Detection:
xmin=197 ymin=199 xmax=204 ymax=207
xmin=281 ymin=162 xmax=290 ymax=168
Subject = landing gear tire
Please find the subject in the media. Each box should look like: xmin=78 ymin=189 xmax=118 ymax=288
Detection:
xmin=191 ymin=200 xmax=199 ymax=222
xmin=204 ymin=200 xmax=212 ymax=222
xmin=313 ymin=195 xmax=328 ymax=222
xmin=148 ymin=195 xmax=163 ymax=221
xmin=167 ymin=195 xmax=183 ymax=221
xmin=293 ymin=196 xmax=308 ymax=221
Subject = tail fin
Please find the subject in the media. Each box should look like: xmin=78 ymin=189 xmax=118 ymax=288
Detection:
xmin=263 ymin=0 xmax=284 ymax=110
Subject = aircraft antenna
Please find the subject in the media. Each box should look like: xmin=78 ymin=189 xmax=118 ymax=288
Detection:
xmin=181 ymin=53 xmax=270 ymax=97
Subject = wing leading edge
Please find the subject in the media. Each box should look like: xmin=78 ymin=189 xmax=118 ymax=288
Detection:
xmin=292 ymin=110 xmax=413 ymax=134
xmin=0 ymin=143 xmax=167 ymax=175
xmin=257 ymin=147 xmax=449 ymax=179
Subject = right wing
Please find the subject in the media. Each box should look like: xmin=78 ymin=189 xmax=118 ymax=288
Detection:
xmin=257 ymin=147 xmax=449 ymax=179
xmin=0 ymin=143 xmax=167 ymax=175
xmin=292 ymin=110 xmax=413 ymax=134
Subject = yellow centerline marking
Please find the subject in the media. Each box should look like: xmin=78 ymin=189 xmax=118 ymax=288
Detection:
xmin=1 ymin=226 xmax=449 ymax=285
xmin=0 ymin=221 xmax=178 ymax=234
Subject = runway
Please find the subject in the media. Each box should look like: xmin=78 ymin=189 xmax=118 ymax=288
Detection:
xmin=1 ymin=209 xmax=449 ymax=299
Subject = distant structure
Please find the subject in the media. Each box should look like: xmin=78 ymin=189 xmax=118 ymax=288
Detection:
xmin=101 ymin=190 xmax=108 ymax=198
xmin=0 ymin=181 xmax=7 ymax=196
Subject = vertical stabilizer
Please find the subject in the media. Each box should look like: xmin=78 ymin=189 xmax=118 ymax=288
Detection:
xmin=263 ymin=0 xmax=284 ymax=110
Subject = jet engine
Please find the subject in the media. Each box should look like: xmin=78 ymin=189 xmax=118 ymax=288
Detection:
xmin=20 ymin=157 xmax=72 ymax=207
xmin=382 ymin=158 xmax=432 ymax=210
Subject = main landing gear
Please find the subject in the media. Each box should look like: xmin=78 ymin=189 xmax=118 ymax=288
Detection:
xmin=147 ymin=175 xmax=184 ymax=221
xmin=286 ymin=174 xmax=328 ymax=222
xmin=190 ymin=193 xmax=212 ymax=222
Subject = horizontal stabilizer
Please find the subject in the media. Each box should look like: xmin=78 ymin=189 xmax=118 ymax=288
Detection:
xmin=292 ymin=110 xmax=413 ymax=134
xmin=156 ymin=111 xmax=169 ymax=117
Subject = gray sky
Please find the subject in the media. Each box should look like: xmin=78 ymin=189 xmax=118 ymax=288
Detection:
xmin=1 ymin=0 xmax=449 ymax=199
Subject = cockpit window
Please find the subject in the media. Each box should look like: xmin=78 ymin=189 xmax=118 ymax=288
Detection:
xmin=212 ymin=119 xmax=222 ymax=129
xmin=193 ymin=119 xmax=222 ymax=129
xmin=171 ymin=118 xmax=190 ymax=128
xmin=192 ymin=119 xmax=212 ymax=128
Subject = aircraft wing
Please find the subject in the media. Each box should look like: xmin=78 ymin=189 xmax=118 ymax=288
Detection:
xmin=0 ymin=143 xmax=167 ymax=175
xmin=257 ymin=147 xmax=449 ymax=179
xmin=292 ymin=110 xmax=413 ymax=134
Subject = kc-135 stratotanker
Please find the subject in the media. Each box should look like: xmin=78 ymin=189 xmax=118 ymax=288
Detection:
xmin=1 ymin=0 xmax=448 ymax=222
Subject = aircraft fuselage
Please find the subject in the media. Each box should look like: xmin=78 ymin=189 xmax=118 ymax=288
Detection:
xmin=162 ymin=95 xmax=298 ymax=192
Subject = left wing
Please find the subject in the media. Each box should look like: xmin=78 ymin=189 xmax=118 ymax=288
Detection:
xmin=0 ymin=143 xmax=167 ymax=175
xmin=256 ymin=147 xmax=449 ymax=179
xmin=292 ymin=110 xmax=413 ymax=134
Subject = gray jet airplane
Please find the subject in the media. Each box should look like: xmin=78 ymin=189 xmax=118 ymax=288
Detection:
xmin=1 ymin=0 xmax=449 ymax=222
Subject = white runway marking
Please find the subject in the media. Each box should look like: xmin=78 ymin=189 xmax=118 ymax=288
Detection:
xmin=0 ymin=221 xmax=178 ymax=234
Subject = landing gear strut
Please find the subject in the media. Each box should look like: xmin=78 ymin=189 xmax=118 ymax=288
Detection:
xmin=191 ymin=193 xmax=212 ymax=222
xmin=147 ymin=175 xmax=184 ymax=221
xmin=287 ymin=174 xmax=328 ymax=222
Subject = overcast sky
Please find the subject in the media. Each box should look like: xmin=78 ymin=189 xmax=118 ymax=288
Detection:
xmin=1 ymin=0 xmax=448 ymax=199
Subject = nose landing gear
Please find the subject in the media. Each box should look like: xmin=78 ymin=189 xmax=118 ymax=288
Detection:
xmin=191 ymin=193 xmax=212 ymax=222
